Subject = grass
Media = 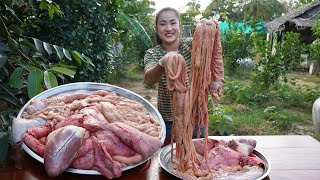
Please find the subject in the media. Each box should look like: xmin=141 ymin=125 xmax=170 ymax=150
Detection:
xmin=209 ymin=69 xmax=320 ymax=141
xmin=288 ymin=71 xmax=320 ymax=84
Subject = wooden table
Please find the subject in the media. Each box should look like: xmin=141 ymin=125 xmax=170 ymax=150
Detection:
xmin=0 ymin=135 xmax=319 ymax=180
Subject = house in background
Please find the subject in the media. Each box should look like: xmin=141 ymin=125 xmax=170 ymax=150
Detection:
xmin=264 ymin=1 xmax=320 ymax=74
xmin=264 ymin=1 xmax=320 ymax=45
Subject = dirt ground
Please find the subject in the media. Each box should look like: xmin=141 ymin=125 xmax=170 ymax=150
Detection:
xmin=113 ymin=78 xmax=158 ymax=107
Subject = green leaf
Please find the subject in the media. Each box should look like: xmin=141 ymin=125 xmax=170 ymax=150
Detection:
xmin=141 ymin=7 xmax=155 ymax=14
xmin=57 ymin=63 xmax=77 ymax=69
xmin=20 ymin=44 xmax=30 ymax=54
xmin=5 ymin=5 xmax=22 ymax=23
xmin=20 ymin=38 xmax=37 ymax=51
xmin=8 ymin=25 xmax=23 ymax=35
xmin=9 ymin=67 xmax=24 ymax=88
xmin=0 ymin=18 xmax=7 ymax=39
xmin=0 ymin=114 xmax=12 ymax=127
xmin=0 ymin=83 xmax=16 ymax=98
xmin=43 ymin=42 xmax=52 ymax=55
xmin=50 ymin=67 xmax=75 ymax=78
xmin=48 ymin=6 xmax=54 ymax=18
xmin=44 ymin=71 xmax=58 ymax=89
xmin=71 ymin=51 xmax=82 ymax=65
xmin=27 ymin=69 xmax=44 ymax=99
xmin=117 ymin=13 xmax=152 ymax=48
xmin=0 ymin=94 xmax=18 ymax=106
xmin=63 ymin=48 xmax=72 ymax=60
xmin=0 ymin=54 xmax=8 ymax=69
xmin=83 ymin=55 xmax=95 ymax=67
xmin=50 ymin=3 xmax=64 ymax=17
xmin=39 ymin=1 xmax=47 ymax=10
xmin=53 ymin=45 xmax=64 ymax=60
xmin=8 ymin=38 xmax=19 ymax=51
xmin=18 ymin=59 xmax=30 ymax=69
xmin=0 ymin=43 xmax=9 ymax=51
xmin=33 ymin=38 xmax=45 ymax=54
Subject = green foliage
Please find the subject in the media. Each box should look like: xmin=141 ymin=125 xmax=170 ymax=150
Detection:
xmin=202 ymin=0 xmax=240 ymax=21
xmin=292 ymin=0 xmax=316 ymax=7
xmin=253 ymin=32 xmax=306 ymax=89
xmin=223 ymin=79 xmax=271 ymax=105
xmin=263 ymin=106 xmax=292 ymax=130
xmin=202 ymin=0 xmax=287 ymax=21
xmin=242 ymin=0 xmax=286 ymax=21
xmin=309 ymin=19 xmax=320 ymax=63
xmin=38 ymin=0 xmax=64 ymax=18
xmin=0 ymin=0 xmax=94 ymax=128
xmin=221 ymin=22 xmax=254 ymax=74
xmin=113 ymin=0 xmax=155 ymax=70
xmin=311 ymin=19 xmax=320 ymax=38
xmin=220 ymin=72 xmax=320 ymax=136
xmin=23 ymin=0 xmax=118 ymax=82
xmin=180 ymin=0 xmax=201 ymax=23
xmin=208 ymin=103 xmax=233 ymax=135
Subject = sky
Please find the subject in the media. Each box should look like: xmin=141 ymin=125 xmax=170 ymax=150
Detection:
xmin=151 ymin=0 xmax=212 ymax=14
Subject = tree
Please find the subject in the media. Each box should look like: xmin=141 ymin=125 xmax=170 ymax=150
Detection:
xmin=180 ymin=0 xmax=201 ymax=23
xmin=23 ymin=0 xmax=119 ymax=83
xmin=0 ymin=0 xmax=94 ymax=123
xmin=243 ymin=0 xmax=286 ymax=21
xmin=202 ymin=0 xmax=287 ymax=22
xmin=290 ymin=0 xmax=316 ymax=8
xmin=113 ymin=0 xmax=155 ymax=69
xmin=202 ymin=0 xmax=242 ymax=21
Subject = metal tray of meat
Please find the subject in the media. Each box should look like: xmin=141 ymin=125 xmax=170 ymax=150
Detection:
xmin=17 ymin=82 xmax=166 ymax=175
xmin=159 ymin=139 xmax=271 ymax=180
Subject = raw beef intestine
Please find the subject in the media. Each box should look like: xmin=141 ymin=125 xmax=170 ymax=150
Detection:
xmin=21 ymin=90 xmax=161 ymax=138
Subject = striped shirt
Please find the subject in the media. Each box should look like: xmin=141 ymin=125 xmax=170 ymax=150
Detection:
xmin=144 ymin=38 xmax=192 ymax=122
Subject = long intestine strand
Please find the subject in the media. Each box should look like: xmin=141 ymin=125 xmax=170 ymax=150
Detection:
xmin=162 ymin=19 xmax=222 ymax=178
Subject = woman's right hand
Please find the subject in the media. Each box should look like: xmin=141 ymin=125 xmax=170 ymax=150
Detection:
xmin=159 ymin=51 xmax=178 ymax=67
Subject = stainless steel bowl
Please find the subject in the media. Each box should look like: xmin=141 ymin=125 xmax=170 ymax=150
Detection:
xmin=18 ymin=82 xmax=166 ymax=175
xmin=158 ymin=139 xmax=271 ymax=180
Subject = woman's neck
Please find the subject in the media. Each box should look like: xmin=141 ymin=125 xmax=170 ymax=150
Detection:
xmin=162 ymin=39 xmax=180 ymax=52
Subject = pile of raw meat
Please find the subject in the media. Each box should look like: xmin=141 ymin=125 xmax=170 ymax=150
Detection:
xmin=172 ymin=138 xmax=266 ymax=180
xmin=12 ymin=89 xmax=163 ymax=179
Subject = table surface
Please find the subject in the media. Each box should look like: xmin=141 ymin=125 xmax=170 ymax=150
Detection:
xmin=1 ymin=135 xmax=320 ymax=180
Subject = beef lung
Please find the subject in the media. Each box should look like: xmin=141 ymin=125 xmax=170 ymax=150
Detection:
xmin=95 ymin=130 xmax=136 ymax=157
xmin=92 ymin=136 xmax=122 ymax=179
xmin=200 ymin=144 xmax=242 ymax=170
xmin=72 ymin=137 xmax=95 ymax=169
xmin=72 ymin=122 xmax=162 ymax=178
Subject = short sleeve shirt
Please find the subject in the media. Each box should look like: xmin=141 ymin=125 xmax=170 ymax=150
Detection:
xmin=144 ymin=38 xmax=192 ymax=122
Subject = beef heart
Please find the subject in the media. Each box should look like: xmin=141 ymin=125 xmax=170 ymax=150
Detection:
xmin=44 ymin=125 xmax=86 ymax=177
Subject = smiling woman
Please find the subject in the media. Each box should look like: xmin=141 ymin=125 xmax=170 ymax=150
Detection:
xmin=144 ymin=7 xmax=193 ymax=138
xmin=155 ymin=9 xmax=181 ymax=50
xmin=143 ymin=7 xmax=223 ymax=140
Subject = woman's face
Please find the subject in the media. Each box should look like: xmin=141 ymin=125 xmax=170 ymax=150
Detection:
xmin=155 ymin=10 xmax=180 ymax=45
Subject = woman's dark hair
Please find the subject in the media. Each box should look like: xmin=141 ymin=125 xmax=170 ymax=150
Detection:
xmin=155 ymin=7 xmax=180 ymax=45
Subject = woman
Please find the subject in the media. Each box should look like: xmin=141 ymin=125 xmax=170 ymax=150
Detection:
xmin=144 ymin=7 xmax=223 ymax=138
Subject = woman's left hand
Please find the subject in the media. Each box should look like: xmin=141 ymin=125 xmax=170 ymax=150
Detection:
xmin=201 ymin=19 xmax=216 ymax=29
xmin=209 ymin=81 xmax=223 ymax=100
